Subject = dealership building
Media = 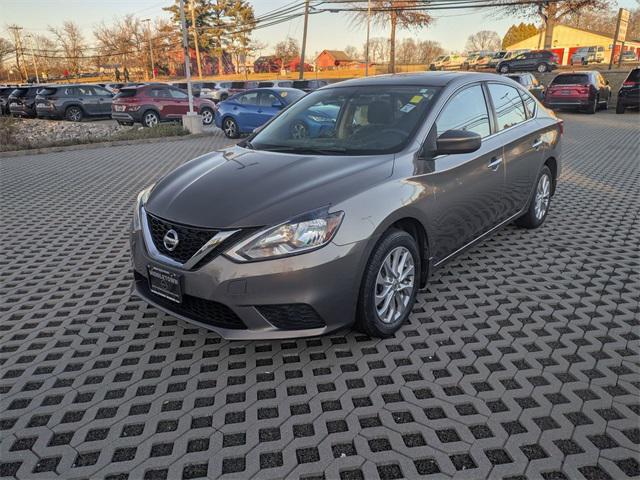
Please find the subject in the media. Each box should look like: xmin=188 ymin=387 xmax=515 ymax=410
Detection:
xmin=506 ymin=24 xmax=640 ymax=65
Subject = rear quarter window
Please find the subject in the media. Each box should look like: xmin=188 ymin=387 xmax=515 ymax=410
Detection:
xmin=628 ymin=69 xmax=640 ymax=82
xmin=115 ymin=88 xmax=137 ymax=99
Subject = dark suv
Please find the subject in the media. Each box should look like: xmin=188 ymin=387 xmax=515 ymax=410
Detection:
xmin=544 ymin=71 xmax=611 ymax=114
xmin=497 ymin=50 xmax=558 ymax=73
xmin=292 ymin=79 xmax=328 ymax=92
xmin=8 ymin=86 xmax=42 ymax=117
xmin=35 ymin=84 xmax=114 ymax=121
xmin=0 ymin=86 xmax=18 ymax=115
xmin=111 ymin=84 xmax=216 ymax=127
xmin=616 ymin=67 xmax=640 ymax=114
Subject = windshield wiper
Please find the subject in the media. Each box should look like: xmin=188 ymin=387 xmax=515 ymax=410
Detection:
xmin=258 ymin=145 xmax=348 ymax=155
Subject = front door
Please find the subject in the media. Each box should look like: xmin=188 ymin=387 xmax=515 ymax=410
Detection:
xmin=76 ymin=85 xmax=99 ymax=115
xmin=168 ymin=88 xmax=189 ymax=117
xmin=418 ymin=83 xmax=506 ymax=261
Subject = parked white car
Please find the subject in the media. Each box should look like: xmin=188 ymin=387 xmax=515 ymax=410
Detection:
xmin=431 ymin=54 xmax=467 ymax=71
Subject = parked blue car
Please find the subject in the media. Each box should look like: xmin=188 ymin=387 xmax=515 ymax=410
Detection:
xmin=215 ymin=87 xmax=306 ymax=138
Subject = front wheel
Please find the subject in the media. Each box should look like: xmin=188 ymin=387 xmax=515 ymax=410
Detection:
xmin=515 ymin=166 xmax=552 ymax=229
xmin=536 ymin=63 xmax=548 ymax=73
xmin=616 ymin=101 xmax=625 ymax=114
xmin=356 ymin=229 xmax=420 ymax=337
xmin=222 ymin=117 xmax=239 ymax=138
xmin=499 ymin=64 xmax=509 ymax=73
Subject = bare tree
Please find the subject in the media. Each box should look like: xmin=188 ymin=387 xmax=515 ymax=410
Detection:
xmin=344 ymin=45 xmax=360 ymax=60
xmin=416 ymin=40 xmax=443 ymax=64
xmin=363 ymin=36 xmax=390 ymax=64
xmin=465 ymin=30 xmax=501 ymax=52
xmin=274 ymin=36 xmax=300 ymax=65
xmin=396 ymin=38 xmax=417 ymax=64
xmin=492 ymin=0 xmax=608 ymax=49
xmin=0 ymin=37 xmax=14 ymax=80
xmin=49 ymin=21 xmax=86 ymax=76
xmin=351 ymin=1 xmax=432 ymax=73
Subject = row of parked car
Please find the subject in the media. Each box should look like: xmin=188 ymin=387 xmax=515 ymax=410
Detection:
xmin=432 ymin=49 xmax=560 ymax=73
xmin=212 ymin=68 xmax=639 ymax=139
xmin=0 ymin=79 xmax=330 ymax=127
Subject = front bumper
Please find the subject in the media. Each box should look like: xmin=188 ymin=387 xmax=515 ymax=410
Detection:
xmin=130 ymin=226 xmax=366 ymax=340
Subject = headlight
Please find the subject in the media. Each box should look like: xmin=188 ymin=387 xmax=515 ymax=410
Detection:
xmin=226 ymin=210 xmax=344 ymax=261
xmin=132 ymin=184 xmax=154 ymax=231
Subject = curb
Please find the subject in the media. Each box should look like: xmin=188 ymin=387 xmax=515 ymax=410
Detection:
xmin=0 ymin=132 xmax=221 ymax=159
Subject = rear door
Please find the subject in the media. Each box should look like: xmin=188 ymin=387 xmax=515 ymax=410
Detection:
xmin=234 ymin=91 xmax=261 ymax=130
xmin=422 ymin=83 xmax=506 ymax=261
xmin=486 ymin=82 xmax=543 ymax=215
xmin=256 ymin=90 xmax=282 ymax=125
xmin=91 ymin=86 xmax=113 ymax=115
xmin=76 ymin=85 xmax=99 ymax=114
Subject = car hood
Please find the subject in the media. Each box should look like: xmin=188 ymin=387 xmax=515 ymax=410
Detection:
xmin=145 ymin=145 xmax=394 ymax=228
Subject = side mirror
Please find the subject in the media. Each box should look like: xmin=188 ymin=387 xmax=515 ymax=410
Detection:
xmin=435 ymin=129 xmax=481 ymax=155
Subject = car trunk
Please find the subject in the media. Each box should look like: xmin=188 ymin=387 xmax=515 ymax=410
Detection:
xmin=547 ymin=75 xmax=592 ymax=99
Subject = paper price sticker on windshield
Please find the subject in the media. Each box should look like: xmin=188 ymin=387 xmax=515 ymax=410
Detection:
xmin=409 ymin=95 xmax=424 ymax=104
xmin=400 ymin=103 xmax=416 ymax=113
xmin=281 ymin=91 xmax=288 ymax=97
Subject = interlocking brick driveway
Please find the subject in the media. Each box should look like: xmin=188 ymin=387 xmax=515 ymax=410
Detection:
xmin=1 ymin=112 xmax=638 ymax=480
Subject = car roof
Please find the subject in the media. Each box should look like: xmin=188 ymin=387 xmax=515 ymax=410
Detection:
xmin=323 ymin=71 xmax=506 ymax=88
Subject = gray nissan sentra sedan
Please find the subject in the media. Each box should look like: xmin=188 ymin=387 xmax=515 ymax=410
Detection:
xmin=131 ymin=72 xmax=562 ymax=339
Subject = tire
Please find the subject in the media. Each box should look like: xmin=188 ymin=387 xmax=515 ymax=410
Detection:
xmin=142 ymin=110 xmax=160 ymax=128
xmin=600 ymin=98 xmax=608 ymax=110
xmin=536 ymin=63 xmax=548 ymax=73
xmin=65 ymin=105 xmax=83 ymax=122
xmin=515 ymin=166 xmax=553 ymax=229
xmin=499 ymin=64 xmax=509 ymax=73
xmin=200 ymin=107 xmax=214 ymax=126
xmin=355 ymin=229 xmax=420 ymax=338
xmin=616 ymin=101 xmax=625 ymax=114
xmin=222 ymin=116 xmax=239 ymax=138
xmin=586 ymin=96 xmax=598 ymax=114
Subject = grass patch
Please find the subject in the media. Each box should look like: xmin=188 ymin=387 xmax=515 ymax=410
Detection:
xmin=0 ymin=122 xmax=190 ymax=153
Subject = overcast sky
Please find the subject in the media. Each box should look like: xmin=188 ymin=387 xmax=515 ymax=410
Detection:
xmin=1 ymin=0 xmax=637 ymax=57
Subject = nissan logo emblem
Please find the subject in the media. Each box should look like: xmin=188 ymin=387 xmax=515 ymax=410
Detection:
xmin=163 ymin=229 xmax=179 ymax=252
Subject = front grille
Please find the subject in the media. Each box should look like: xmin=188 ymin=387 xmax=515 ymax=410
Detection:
xmin=257 ymin=304 xmax=325 ymax=330
xmin=135 ymin=272 xmax=246 ymax=330
xmin=146 ymin=213 xmax=218 ymax=264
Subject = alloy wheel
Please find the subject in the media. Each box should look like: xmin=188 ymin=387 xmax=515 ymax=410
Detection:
xmin=537 ymin=63 xmax=547 ymax=73
xmin=223 ymin=118 xmax=237 ymax=137
xmin=68 ymin=107 xmax=82 ymax=122
xmin=201 ymin=109 xmax=213 ymax=125
xmin=534 ymin=173 xmax=551 ymax=220
xmin=374 ymin=246 xmax=415 ymax=324
xmin=144 ymin=112 xmax=159 ymax=127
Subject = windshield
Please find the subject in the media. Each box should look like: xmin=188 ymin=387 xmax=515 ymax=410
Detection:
xmin=250 ymin=85 xmax=441 ymax=155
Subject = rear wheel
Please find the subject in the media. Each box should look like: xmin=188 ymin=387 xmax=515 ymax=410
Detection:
xmin=200 ymin=107 xmax=214 ymax=126
xmin=65 ymin=105 xmax=83 ymax=122
xmin=499 ymin=64 xmax=509 ymax=73
xmin=142 ymin=110 xmax=160 ymax=128
xmin=536 ymin=63 xmax=548 ymax=73
xmin=222 ymin=117 xmax=239 ymax=138
xmin=616 ymin=101 xmax=626 ymax=114
xmin=356 ymin=229 xmax=420 ymax=337
xmin=515 ymin=166 xmax=552 ymax=229
xmin=586 ymin=95 xmax=598 ymax=114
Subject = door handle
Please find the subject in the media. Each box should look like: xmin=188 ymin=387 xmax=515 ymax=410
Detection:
xmin=488 ymin=157 xmax=502 ymax=171
xmin=532 ymin=139 xmax=543 ymax=150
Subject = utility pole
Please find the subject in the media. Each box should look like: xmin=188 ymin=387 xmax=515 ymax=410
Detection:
xmin=299 ymin=0 xmax=310 ymax=80
xmin=25 ymin=34 xmax=39 ymax=83
xmin=179 ymin=0 xmax=194 ymax=114
xmin=189 ymin=0 xmax=203 ymax=79
xmin=609 ymin=8 xmax=630 ymax=70
xmin=142 ymin=19 xmax=155 ymax=80
xmin=365 ymin=0 xmax=371 ymax=76
xmin=8 ymin=25 xmax=27 ymax=82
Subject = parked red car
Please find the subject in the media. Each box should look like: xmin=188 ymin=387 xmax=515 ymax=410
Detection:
xmin=544 ymin=71 xmax=611 ymax=114
xmin=111 ymin=84 xmax=216 ymax=127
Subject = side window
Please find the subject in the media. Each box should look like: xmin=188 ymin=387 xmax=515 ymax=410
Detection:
xmin=151 ymin=88 xmax=169 ymax=98
xmin=64 ymin=87 xmax=76 ymax=96
xmin=77 ymin=86 xmax=94 ymax=96
xmin=169 ymin=89 xmax=188 ymax=99
xmin=259 ymin=92 xmax=280 ymax=107
xmin=520 ymin=91 xmax=537 ymax=119
xmin=93 ymin=87 xmax=111 ymax=96
xmin=435 ymin=85 xmax=491 ymax=138
xmin=238 ymin=92 xmax=258 ymax=105
xmin=488 ymin=83 xmax=527 ymax=131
